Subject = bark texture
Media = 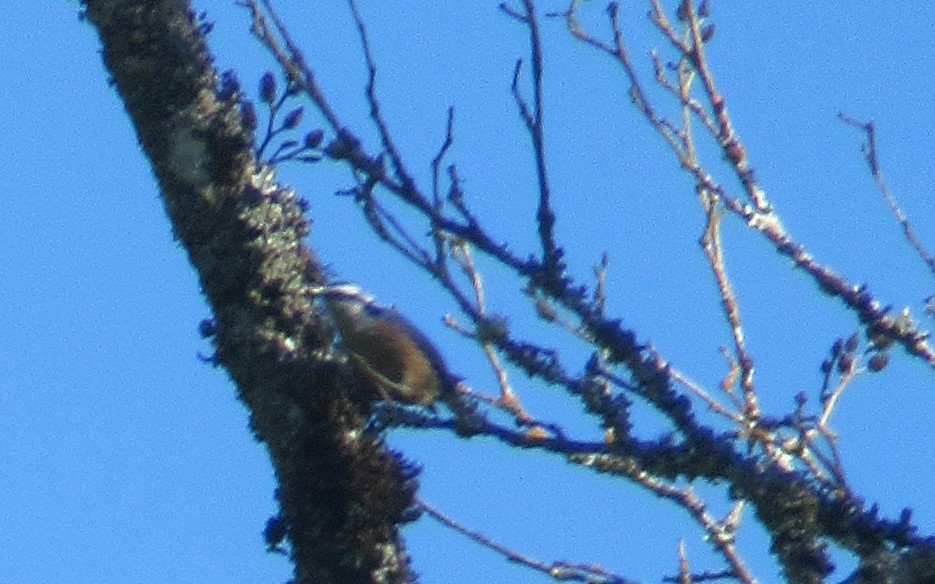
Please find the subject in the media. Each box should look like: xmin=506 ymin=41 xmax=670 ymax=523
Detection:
xmin=82 ymin=2 xmax=417 ymax=582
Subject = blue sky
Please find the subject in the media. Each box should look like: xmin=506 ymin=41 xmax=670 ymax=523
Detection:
xmin=3 ymin=2 xmax=934 ymax=583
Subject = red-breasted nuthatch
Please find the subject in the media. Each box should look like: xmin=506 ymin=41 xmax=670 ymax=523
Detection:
xmin=309 ymin=284 xmax=450 ymax=407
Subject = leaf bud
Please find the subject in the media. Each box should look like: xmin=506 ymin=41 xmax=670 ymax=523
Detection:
xmin=241 ymin=101 xmax=257 ymax=131
xmin=838 ymin=353 xmax=855 ymax=374
xmin=304 ymin=128 xmax=325 ymax=149
xmin=845 ymin=332 xmax=860 ymax=353
xmin=868 ymin=352 xmax=889 ymax=372
xmin=259 ymin=71 xmax=276 ymax=104
xmin=283 ymin=106 xmax=304 ymax=129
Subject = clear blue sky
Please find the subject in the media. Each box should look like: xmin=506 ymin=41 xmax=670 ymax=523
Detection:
xmin=3 ymin=2 xmax=934 ymax=583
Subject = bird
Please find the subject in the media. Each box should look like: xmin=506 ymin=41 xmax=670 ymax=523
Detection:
xmin=308 ymin=283 xmax=450 ymax=407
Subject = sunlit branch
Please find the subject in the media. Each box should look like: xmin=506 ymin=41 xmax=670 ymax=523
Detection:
xmin=572 ymin=451 xmax=757 ymax=583
xmin=699 ymin=194 xmax=759 ymax=419
xmin=450 ymin=242 xmax=532 ymax=422
xmin=563 ymin=0 xmax=935 ymax=370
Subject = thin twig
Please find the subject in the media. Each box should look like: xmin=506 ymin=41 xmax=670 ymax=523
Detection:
xmin=839 ymin=112 xmax=935 ymax=279
xmin=431 ymin=109 xmax=456 ymax=214
xmin=504 ymin=0 xmax=560 ymax=274
xmin=672 ymin=0 xmax=769 ymax=211
xmin=358 ymin=193 xmax=434 ymax=269
xmin=562 ymin=1 xmax=935 ymax=368
xmin=347 ymin=0 xmax=423 ymax=203
xmin=418 ymin=498 xmax=635 ymax=584
xmin=699 ymin=192 xmax=759 ymax=420
xmin=669 ymin=368 xmax=743 ymax=425
xmin=451 ymin=241 xmax=532 ymax=422
xmin=575 ymin=456 xmax=757 ymax=584
xmin=428 ymin=109 xmax=457 ymax=273
xmin=241 ymin=0 xmax=343 ymax=131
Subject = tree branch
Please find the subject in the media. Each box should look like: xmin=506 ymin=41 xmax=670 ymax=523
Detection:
xmin=82 ymin=2 xmax=418 ymax=582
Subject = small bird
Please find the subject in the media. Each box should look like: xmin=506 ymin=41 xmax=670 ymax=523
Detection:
xmin=309 ymin=283 xmax=450 ymax=407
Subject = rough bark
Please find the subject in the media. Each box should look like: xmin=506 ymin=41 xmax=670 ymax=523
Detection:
xmin=82 ymin=2 xmax=417 ymax=582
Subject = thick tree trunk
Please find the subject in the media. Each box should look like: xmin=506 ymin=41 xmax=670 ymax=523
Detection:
xmin=82 ymin=2 xmax=417 ymax=582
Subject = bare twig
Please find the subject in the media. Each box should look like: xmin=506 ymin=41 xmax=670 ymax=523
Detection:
xmin=347 ymin=0 xmax=423 ymax=204
xmin=563 ymin=1 xmax=935 ymax=369
xmin=431 ymin=109 xmax=457 ymax=266
xmin=579 ymin=456 xmax=756 ymax=584
xmin=669 ymin=367 xmax=742 ymax=425
xmin=504 ymin=0 xmax=561 ymax=275
xmin=357 ymin=192 xmax=434 ymax=269
xmin=839 ymin=112 xmax=935 ymax=279
xmin=236 ymin=3 xmax=934 ymax=580
xmin=239 ymin=0 xmax=343 ymax=131
xmin=451 ymin=241 xmax=533 ymax=422
xmin=418 ymin=498 xmax=635 ymax=584
xmin=699 ymin=192 xmax=759 ymax=420
xmin=244 ymin=1 xmax=538 ymax=280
